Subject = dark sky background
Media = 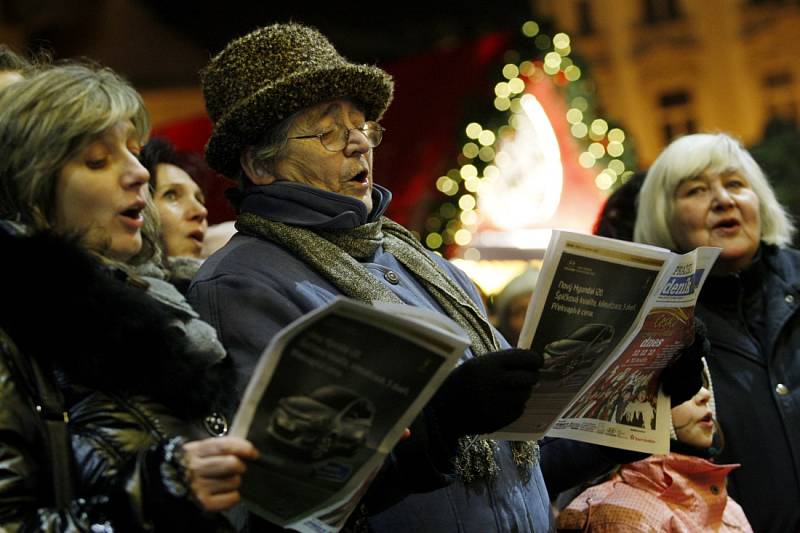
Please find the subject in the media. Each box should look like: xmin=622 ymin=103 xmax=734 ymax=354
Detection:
xmin=2 ymin=0 xmax=535 ymax=86
xmin=136 ymin=0 xmax=534 ymax=63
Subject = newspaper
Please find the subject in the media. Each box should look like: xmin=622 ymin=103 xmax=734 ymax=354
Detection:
xmin=490 ymin=230 xmax=720 ymax=454
xmin=229 ymin=297 xmax=470 ymax=532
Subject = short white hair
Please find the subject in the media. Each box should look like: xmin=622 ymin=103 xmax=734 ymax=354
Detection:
xmin=634 ymin=132 xmax=795 ymax=250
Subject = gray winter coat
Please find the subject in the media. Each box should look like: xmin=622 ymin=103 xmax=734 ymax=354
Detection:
xmin=189 ymin=183 xmax=609 ymax=532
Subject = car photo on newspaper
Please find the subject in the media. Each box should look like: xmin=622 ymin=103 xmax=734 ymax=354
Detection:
xmin=265 ymin=385 xmax=376 ymax=461
xmin=541 ymin=323 xmax=615 ymax=378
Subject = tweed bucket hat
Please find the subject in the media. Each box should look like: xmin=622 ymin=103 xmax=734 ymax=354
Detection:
xmin=201 ymin=23 xmax=395 ymax=178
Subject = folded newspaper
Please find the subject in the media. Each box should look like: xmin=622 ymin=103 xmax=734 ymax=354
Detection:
xmin=490 ymin=230 xmax=720 ymax=454
xmin=229 ymin=297 xmax=469 ymax=532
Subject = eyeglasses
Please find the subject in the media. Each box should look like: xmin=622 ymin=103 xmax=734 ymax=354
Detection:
xmin=287 ymin=121 xmax=385 ymax=152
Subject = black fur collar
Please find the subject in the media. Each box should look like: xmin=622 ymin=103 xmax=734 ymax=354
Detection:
xmin=0 ymin=229 xmax=237 ymax=418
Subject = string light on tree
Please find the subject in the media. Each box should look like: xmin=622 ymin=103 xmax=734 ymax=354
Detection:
xmin=424 ymin=18 xmax=636 ymax=263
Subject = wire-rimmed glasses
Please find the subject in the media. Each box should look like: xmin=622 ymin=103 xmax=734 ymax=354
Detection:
xmin=287 ymin=121 xmax=385 ymax=152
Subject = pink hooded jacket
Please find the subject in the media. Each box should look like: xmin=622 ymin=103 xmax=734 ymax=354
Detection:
xmin=557 ymin=453 xmax=753 ymax=532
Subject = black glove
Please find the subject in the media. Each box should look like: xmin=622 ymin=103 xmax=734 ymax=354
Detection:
xmin=660 ymin=317 xmax=709 ymax=406
xmin=431 ymin=348 xmax=543 ymax=443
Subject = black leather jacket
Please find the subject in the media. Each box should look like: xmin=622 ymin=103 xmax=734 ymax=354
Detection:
xmin=0 ymin=336 xmax=233 ymax=532
xmin=0 ymin=226 xmax=237 ymax=532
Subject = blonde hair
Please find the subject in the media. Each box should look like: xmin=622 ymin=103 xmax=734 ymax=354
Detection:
xmin=0 ymin=63 xmax=150 ymax=229
xmin=634 ymin=132 xmax=795 ymax=250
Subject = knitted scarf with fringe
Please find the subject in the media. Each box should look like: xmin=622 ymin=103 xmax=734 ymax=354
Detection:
xmin=236 ymin=210 xmax=538 ymax=483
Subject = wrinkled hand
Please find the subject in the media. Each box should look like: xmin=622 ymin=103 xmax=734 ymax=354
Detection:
xmin=660 ymin=317 xmax=709 ymax=407
xmin=432 ymin=348 xmax=543 ymax=442
xmin=182 ymin=437 xmax=259 ymax=512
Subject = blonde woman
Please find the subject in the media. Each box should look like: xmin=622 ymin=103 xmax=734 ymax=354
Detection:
xmin=0 ymin=64 xmax=255 ymax=531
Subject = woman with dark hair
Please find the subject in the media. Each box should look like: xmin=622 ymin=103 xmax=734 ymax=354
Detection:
xmin=139 ymin=137 xmax=209 ymax=260
xmin=138 ymin=137 xmax=212 ymax=292
xmin=0 ymin=63 xmax=256 ymax=531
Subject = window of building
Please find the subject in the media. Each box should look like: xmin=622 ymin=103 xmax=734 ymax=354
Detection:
xmin=658 ymin=90 xmax=696 ymax=143
xmin=642 ymin=0 xmax=682 ymax=24
xmin=576 ymin=0 xmax=594 ymax=35
xmin=762 ymin=71 xmax=797 ymax=125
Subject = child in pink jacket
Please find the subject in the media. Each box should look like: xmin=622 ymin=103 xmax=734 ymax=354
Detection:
xmin=557 ymin=362 xmax=752 ymax=532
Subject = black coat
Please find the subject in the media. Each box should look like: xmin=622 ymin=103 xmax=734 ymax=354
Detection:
xmin=0 ymin=226 xmax=237 ymax=532
xmin=696 ymin=244 xmax=800 ymax=533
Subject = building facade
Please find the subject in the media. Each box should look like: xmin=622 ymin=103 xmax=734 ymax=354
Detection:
xmin=532 ymin=0 xmax=800 ymax=164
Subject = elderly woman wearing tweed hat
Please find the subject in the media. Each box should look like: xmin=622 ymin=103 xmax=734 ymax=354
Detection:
xmin=188 ymin=23 xmax=706 ymax=532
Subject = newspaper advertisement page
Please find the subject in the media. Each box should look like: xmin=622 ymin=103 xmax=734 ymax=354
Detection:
xmin=490 ymin=231 xmax=673 ymax=441
xmin=230 ymin=297 xmax=469 ymax=532
xmin=548 ymin=246 xmax=719 ymax=453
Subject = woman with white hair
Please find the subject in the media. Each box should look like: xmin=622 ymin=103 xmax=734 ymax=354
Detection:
xmin=634 ymin=132 xmax=799 ymax=532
